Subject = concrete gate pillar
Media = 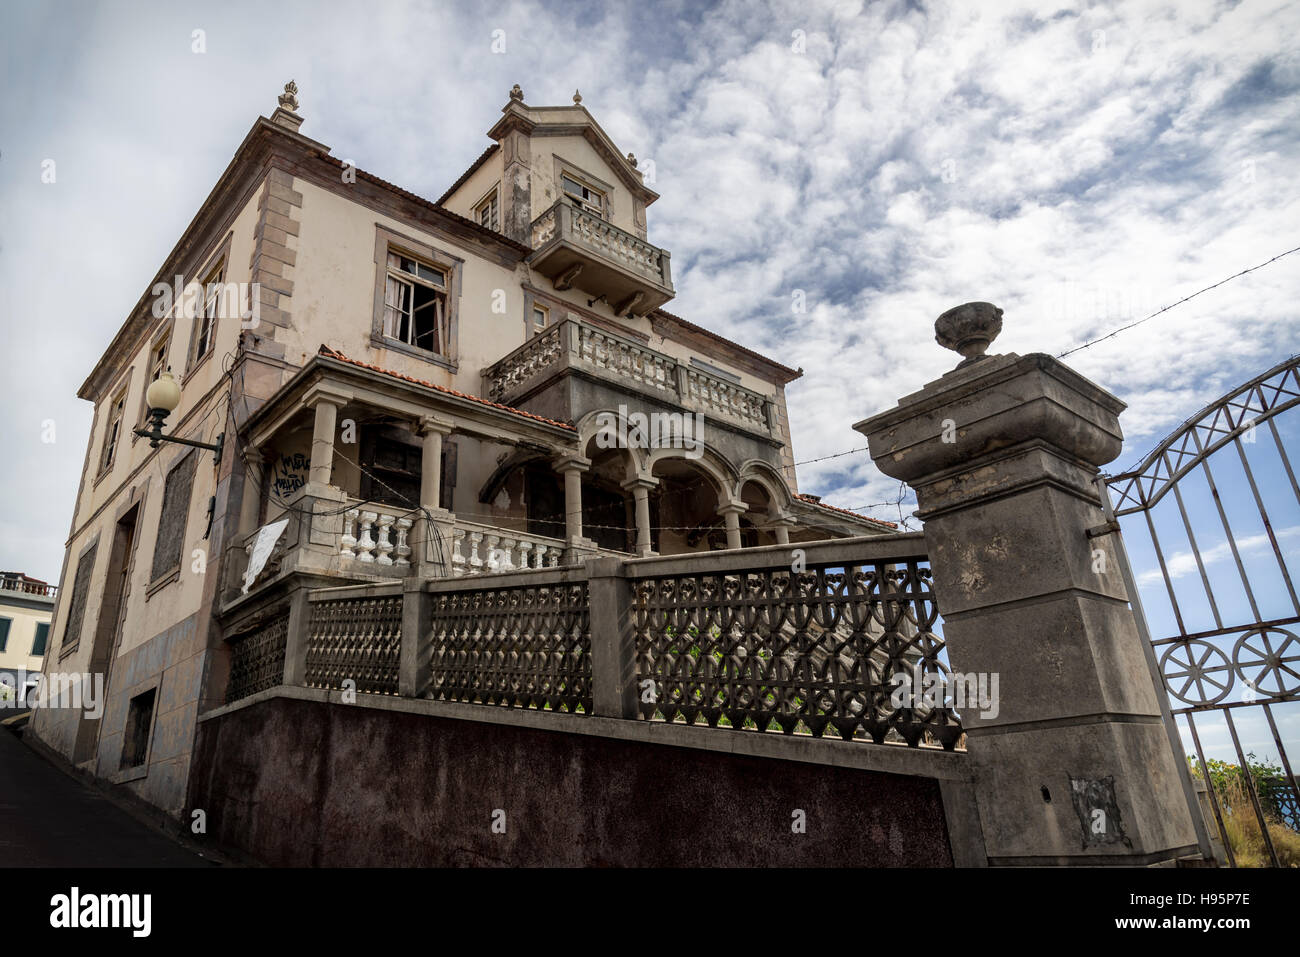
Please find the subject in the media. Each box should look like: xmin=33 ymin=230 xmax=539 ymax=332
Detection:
xmin=854 ymin=302 xmax=1205 ymax=866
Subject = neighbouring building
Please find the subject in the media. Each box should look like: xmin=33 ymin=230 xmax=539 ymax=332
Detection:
xmin=0 ymin=572 xmax=55 ymax=707
xmin=27 ymin=83 xmax=893 ymax=817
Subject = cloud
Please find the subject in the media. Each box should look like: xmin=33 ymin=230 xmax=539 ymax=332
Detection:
xmin=2 ymin=0 xmax=1299 ymax=576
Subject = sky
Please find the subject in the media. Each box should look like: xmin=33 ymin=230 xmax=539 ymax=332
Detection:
xmin=1 ymin=0 xmax=1298 ymax=757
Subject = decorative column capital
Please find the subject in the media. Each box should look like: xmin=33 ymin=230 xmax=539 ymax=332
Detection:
xmin=716 ymin=501 xmax=748 ymax=517
xmin=552 ymin=453 xmax=591 ymax=474
xmin=620 ymin=476 xmax=659 ymax=492
xmin=416 ymin=414 xmax=454 ymax=437
xmin=303 ymin=383 xmax=351 ymax=410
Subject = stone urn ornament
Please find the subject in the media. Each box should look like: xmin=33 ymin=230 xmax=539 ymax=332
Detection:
xmin=934 ymin=301 xmax=1003 ymax=367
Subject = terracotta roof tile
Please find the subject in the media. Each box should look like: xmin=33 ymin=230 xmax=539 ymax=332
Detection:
xmin=436 ymin=143 xmax=501 ymax=206
xmin=795 ymin=493 xmax=898 ymax=529
xmin=317 ymin=345 xmax=576 ymax=432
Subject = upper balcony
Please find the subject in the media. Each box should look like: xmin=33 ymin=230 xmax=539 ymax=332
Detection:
xmin=484 ymin=317 xmax=776 ymax=440
xmin=529 ymin=201 xmax=674 ymax=316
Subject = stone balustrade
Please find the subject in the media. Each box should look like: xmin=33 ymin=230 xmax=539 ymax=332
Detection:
xmin=339 ymin=508 xmax=413 ymax=568
xmin=484 ymin=316 xmax=773 ymax=435
xmin=449 ymin=520 xmax=567 ymax=576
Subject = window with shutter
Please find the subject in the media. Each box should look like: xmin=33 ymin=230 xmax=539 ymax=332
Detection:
xmin=62 ymin=543 xmax=99 ymax=654
xmin=32 ymin=622 xmax=49 ymax=657
xmin=150 ymin=451 xmax=198 ymax=582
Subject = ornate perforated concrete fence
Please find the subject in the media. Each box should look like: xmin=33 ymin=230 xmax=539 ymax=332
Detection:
xmin=226 ymin=611 xmax=289 ymax=703
xmin=231 ymin=535 xmax=960 ymax=750
xmin=305 ymin=591 xmax=403 ymax=695
xmin=426 ymin=577 xmax=592 ymax=713
xmin=628 ymin=537 xmax=963 ymax=749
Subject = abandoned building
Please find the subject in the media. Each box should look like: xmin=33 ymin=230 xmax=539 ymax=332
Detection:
xmin=28 ymin=83 xmax=894 ymax=819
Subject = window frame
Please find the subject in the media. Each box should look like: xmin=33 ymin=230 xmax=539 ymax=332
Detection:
xmin=147 ymin=448 xmax=198 ymax=593
xmin=31 ymin=622 xmax=49 ymax=657
xmin=369 ymin=226 xmax=463 ymax=369
xmin=523 ymin=289 xmax=558 ymax=341
xmin=190 ymin=260 xmax=225 ymax=369
xmin=383 ymin=251 xmax=449 ymax=354
xmin=182 ymin=236 xmax=233 ymax=384
xmin=98 ymin=379 xmax=131 ymax=478
xmin=135 ymin=320 xmax=174 ymax=437
xmin=58 ymin=536 xmax=100 ymax=660
xmin=552 ymin=157 xmax=614 ymax=222
xmin=0 ymin=616 xmax=10 ymax=653
xmin=473 ymin=184 xmax=500 ymax=233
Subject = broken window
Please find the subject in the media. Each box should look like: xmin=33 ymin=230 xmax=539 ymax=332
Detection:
xmin=561 ymin=173 xmax=604 ymax=217
xmin=193 ymin=262 xmax=224 ymax=364
xmin=383 ymin=250 xmax=447 ymax=355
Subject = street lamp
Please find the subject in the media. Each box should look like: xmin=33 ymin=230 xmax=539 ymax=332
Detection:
xmin=132 ymin=371 xmax=224 ymax=463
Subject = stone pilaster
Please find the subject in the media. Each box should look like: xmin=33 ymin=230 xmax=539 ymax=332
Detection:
xmin=854 ymin=303 xmax=1204 ymax=865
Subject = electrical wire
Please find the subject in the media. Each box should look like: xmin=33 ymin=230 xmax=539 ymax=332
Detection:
xmin=1056 ymin=244 xmax=1300 ymax=359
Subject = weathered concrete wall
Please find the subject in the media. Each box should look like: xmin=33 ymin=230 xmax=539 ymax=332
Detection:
xmin=189 ymin=695 xmax=956 ymax=867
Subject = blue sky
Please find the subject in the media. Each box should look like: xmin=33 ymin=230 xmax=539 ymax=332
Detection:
xmin=1 ymin=0 xmax=1297 ymax=760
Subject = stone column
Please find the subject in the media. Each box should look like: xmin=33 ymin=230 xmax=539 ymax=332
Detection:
xmin=414 ymin=416 xmax=454 ymax=574
xmin=767 ymin=511 xmax=794 ymax=546
xmin=305 ymin=388 xmax=348 ymax=489
xmin=418 ymin=416 xmax=452 ymax=509
xmin=717 ymin=502 xmax=746 ymax=550
xmin=554 ymin=453 xmax=593 ymax=562
xmin=238 ymin=447 xmax=265 ymax=536
xmin=854 ymin=302 xmax=1205 ymax=866
xmin=621 ymin=477 xmax=658 ymax=557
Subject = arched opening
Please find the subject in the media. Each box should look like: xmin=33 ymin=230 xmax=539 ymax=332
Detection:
xmin=739 ymin=478 xmax=782 ymax=547
xmin=651 ymin=455 xmax=756 ymax=552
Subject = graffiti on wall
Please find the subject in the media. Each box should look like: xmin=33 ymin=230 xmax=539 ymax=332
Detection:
xmin=271 ymin=452 xmax=309 ymax=499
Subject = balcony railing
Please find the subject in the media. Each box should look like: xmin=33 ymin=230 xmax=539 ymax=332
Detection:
xmin=484 ymin=317 xmax=773 ymax=435
xmin=528 ymin=202 xmax=673 ymax=314
xmin=0 ymin=576 xmax=57 ymax=599
xmin=231 ymin=489 xmax=632 ymax=605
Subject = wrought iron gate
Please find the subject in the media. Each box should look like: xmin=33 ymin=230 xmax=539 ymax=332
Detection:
xmin=1104 ymin=354 xmax=1300 ymax=866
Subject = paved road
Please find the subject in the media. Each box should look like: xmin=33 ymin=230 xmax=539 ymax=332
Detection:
xmin=0 ymin=727 xmax=214 ymax=867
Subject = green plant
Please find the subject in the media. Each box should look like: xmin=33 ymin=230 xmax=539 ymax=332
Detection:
xmin=1189 ymin=754 xmax=1300 ymax=867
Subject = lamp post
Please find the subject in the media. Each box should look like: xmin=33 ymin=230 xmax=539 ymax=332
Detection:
xmin=132 ymin=371 xmax=225 ymax=463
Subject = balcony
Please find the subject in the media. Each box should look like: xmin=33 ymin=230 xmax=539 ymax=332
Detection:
xmin=236 ymin=492 xmax=627 ymax=598
xmin=529 ymin=202 xmax=674 ymax=316
xmin=484 ymin=317 xmax=775 ymax=438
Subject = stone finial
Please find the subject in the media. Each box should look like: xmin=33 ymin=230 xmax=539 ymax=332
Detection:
xmin=278 ymin=80 xmax=300 ymax=113
xmin=934 ymin=301 xmax=1003 ymax=367
xmin=626 ymin=151 xmax=637 ymax=167
xmin=509 ymin=84 xmax=524 ymax=102
xmin=573 ymin=89 xmax=582 ymax=104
